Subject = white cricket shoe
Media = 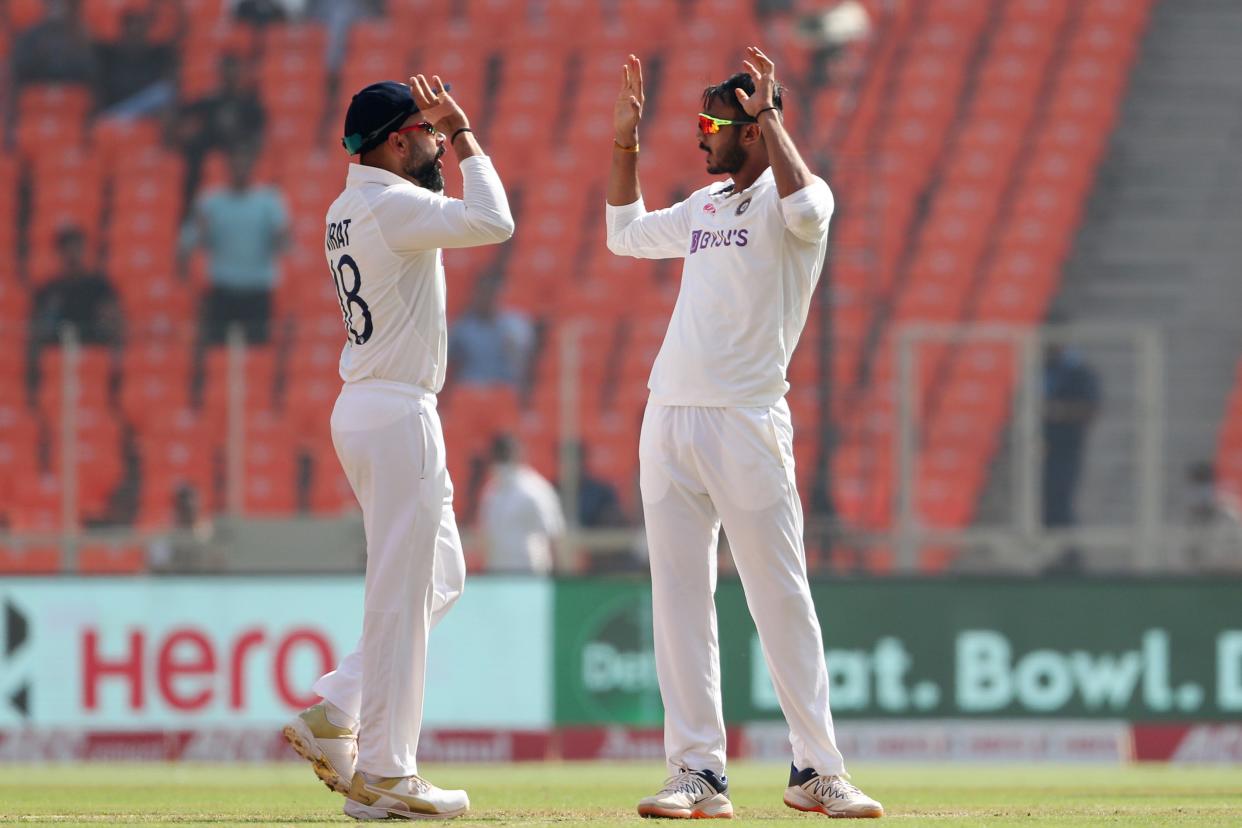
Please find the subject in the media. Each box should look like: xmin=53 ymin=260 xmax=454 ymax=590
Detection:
xmin=637 ymin=768 xmax=733 ymax=819
xmin=345 ymin=771 xmax=470 ymax=820
xmin=282 ymin=702 xmax=357 ymax=794
xmin=783 ymin=765 xmax=884 ymax=818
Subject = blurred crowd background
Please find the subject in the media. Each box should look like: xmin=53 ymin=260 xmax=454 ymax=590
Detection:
xmin=2 ymin=0 xmax=1241 ymax=579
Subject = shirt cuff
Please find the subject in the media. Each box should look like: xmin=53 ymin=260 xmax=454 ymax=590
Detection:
xmin=605 ymin=197 xmax=645 ymax=234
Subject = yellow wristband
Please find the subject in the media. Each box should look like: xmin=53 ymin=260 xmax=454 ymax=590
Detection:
xmin=614 ymin=140 xmax=639 ymax=152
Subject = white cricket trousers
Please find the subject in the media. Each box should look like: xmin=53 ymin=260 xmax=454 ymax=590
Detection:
xmin=313 ymin=379 xmax=466 ymax=778
xmin=639 ymin=400 xmax=846 ymax=778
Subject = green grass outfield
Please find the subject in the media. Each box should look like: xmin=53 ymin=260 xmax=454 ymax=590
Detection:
xmin=3 ymin=762 xmax=1240 ymax=826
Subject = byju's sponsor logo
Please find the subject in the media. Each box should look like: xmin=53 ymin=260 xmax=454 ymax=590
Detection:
xmin=1 ymin=599 xmax=31 ymax=718
xmin=689 ymin=228 xmax=749 ymax=254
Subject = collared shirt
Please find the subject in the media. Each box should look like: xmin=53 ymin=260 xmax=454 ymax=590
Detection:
xmin=325 ymin=157 xmax=513 ymax=391
xmin=480 ymin=463 xmax=566 ymax=574
xmin=606 ymin=167 xmax=834 ymax=407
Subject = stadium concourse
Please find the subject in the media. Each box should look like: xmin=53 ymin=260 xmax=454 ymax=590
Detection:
xmin=0 ymin=0 xmax=1171 ymax=575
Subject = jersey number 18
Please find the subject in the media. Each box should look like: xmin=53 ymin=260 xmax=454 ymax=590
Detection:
xmin=331 ymin=254 xmax=374 ymax=345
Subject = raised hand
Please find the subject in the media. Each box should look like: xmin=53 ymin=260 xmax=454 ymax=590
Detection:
xmin=614 ymin=54 xmax=644 ymax=147
xmin=734 ymin=46 xmax=777 ymax=118
xmin=409 ymin=73 xmax=467 ymax=134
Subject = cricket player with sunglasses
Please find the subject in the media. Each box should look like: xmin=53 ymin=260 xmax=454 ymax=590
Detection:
xmin=606 ymin=47 xmax=884 ymax=820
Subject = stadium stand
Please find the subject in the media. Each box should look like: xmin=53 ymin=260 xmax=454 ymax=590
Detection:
xmin=1 ymin=0 xmax=1159 ymax=573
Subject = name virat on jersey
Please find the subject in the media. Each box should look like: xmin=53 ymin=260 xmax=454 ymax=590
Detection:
xmin=326 ymin=219 xmax=352 ymax=251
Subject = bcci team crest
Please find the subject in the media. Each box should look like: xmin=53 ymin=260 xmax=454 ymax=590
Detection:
xmin=735 ymin=197 xmax=752 ymax=216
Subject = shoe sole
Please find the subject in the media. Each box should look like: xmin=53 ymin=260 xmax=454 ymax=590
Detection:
xmin=637 ymin=805 xmax=734 ymax=819
xmin=345 ymin=798 xmax=468 ymax=821
xmin=783 ymin=795 xmax=884 ymax=819
xmin=282 ymin=718 xmax=350 ymax=794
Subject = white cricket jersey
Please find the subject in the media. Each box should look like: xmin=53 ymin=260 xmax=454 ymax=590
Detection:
xmin=324 ymin=157 xmax=513 ymax=392
xmin=606 ymin=167 xmax=834 ymax=407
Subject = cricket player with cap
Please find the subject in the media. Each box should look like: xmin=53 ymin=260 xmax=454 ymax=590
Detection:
xmin=605 ymin=48 xmax=884 ymax=819
xmin=281 ymin=75 xmax=513 ymax=821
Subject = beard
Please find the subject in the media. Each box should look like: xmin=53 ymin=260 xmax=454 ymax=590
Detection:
xmin=705 ymin=138 xmax=746 ymax=175
xmin=406 ymin=145 xmax=445 ymax=192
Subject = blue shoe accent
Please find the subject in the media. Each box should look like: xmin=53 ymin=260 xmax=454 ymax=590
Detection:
xmin=693 ymin=768 xmax=728 ymax=794
xmin=788 ymin=763 xmax=819 ymax=787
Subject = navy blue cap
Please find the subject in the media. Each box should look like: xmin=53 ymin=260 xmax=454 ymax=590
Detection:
xmin=342 ymin=81 xmax=419 ymax=156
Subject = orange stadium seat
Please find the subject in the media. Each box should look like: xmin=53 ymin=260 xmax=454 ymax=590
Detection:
xmin=0 ymin=406 xmax=39 ymax=521
xmin=79 ymin=543 xmax=146 ymax=573
xmin=459 ymin=0 xmax=528 ymax=39
xmin=201 ymin=346 xmax=279 ymax=422
xmin=9 ymin=472 xmax=69 ymax=534
xmin=36 ymin=347 xmax=115 ymax=415
xmin=0 ymin=545 xmax=61 ymax=574
xmin=7 ymin=0 xmax=45 ymax=29
xmin=45 ymin=406 xmax=126 ymax=520
xmin=309 ymin=446 xmax=356 ymax=516
xmin=137 ymin=411 xmax=218 ymax=528
xmin=240 ymin=411 xmax=299 ymax=516
xmin=120 ymin=341 xmax=194 ymax=429
xmin=284 ymin=368 xmax=339 ymax=438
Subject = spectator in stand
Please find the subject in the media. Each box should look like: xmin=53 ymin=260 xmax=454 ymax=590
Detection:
xmin=479 ymin=433 xmax=566 ymax=575
xmin=169 ymin=52 xmax=266 ymax=210
xmin=447 ymin=274 xmax=534 ymax=390
xmin=1042 ymin=344 xmax=1100 ymax=529
xmin=179 ymin=145 xmax=289 ymax=346
xmin=564 ymin=441 xmax=640 ymax=574
xmin=11 ymin=0 xmax=96 ymax=87
xmin=27 ymin=225 xmax=123 ymax=394
xmin=1039 ymin=343 xmax=1100 ymax=575
xmin=29 ymin=225 xmax=122 ymax=345
xmin=307 ymin=0 xmax=384 ymax=75
xmin=233 ymin=0 xmax=292 ymax=26
xmin=566 ymin=441 xmax=628 ymax=529
xmin=1180 ymin=461 xmax=1242 ymax=573
xmin=147 ymin=483 xmax=222 ymax=572
xmin=307 ymin=0 xmax=385 ymax=139
xmin=94 ymin=6 xmax=183 ymax=118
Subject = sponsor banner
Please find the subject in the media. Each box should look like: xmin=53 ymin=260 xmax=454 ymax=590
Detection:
xmin=553 ymin=579 xmax=1242 ymax=722
xmin=0 ymin=729 xmax=292 ymax=762
xmin=0 ymin=578 xmax=552 ymax=729
xmin=557 ymin=727 xmax=667 ymax=762
xmin=0 ymin=723 xmax=1136 ymax=763
xmin=0 ymin=728 xmax=554 ymax=762
xmin=553 ymin=581 xmax=662 ymax=725
xmin=1132 ymin=724 xmax=1242 ymax=763
xmin=554 ymin=726 xmax=746 ymax=762
xmin=743 ymin=721 xmax=1132 ymax=763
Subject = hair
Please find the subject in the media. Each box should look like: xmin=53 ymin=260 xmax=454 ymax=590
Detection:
xmin=702 ymin=72 xmax=785 ymax=120
xmin=55 ymin=224 xmax=85 ymax=248
xmin=491 ymin=433 xmax=519 ymax=464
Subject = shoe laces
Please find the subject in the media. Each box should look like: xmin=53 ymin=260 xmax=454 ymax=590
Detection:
xmin=659 ymin=770 xmax=716 ymax=799
xmin=805 ymin=774 xmax=862 ymax=801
